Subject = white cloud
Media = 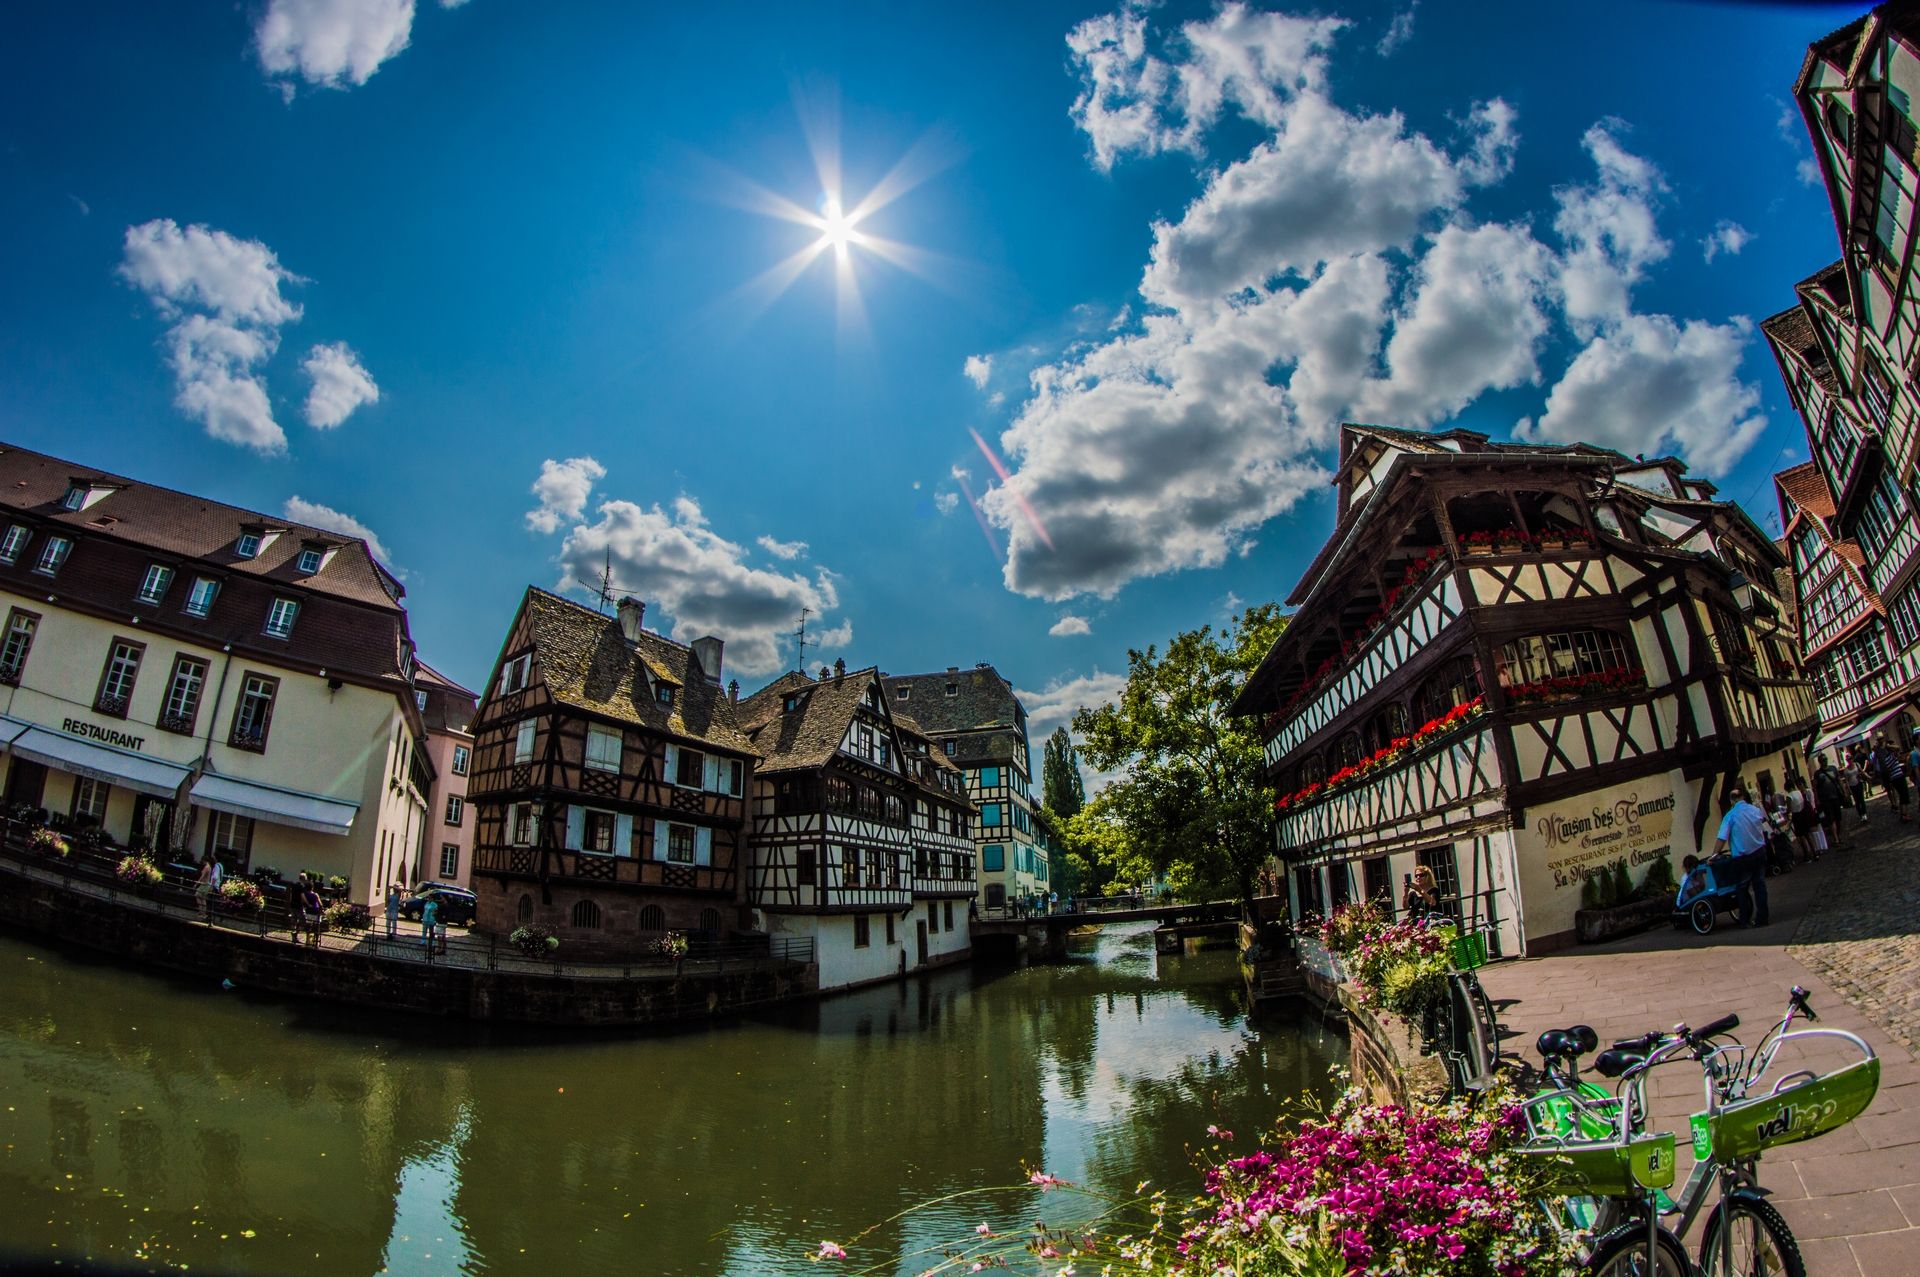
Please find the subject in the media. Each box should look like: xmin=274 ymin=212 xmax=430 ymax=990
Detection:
xmin=1065 ymin=1 xmax=1344 ymax=170
xmin=1355 ymin=221 xmax=1554 ymax=426
xmin=1016 ymin=670 xmax=1126 ymax=748
xmin=301 ymin=341 xmax=379 ymax=428
xmin=526 ymin=456 xmax=606 ymax=534
xmin=963 ymin=354 xmax=993 ymax=388
xmin=1377 ymin=4 xmax=1417 ymax=56
xmin=1049 ymin=615 xmax=1092 ymax=637
xmin=120 ymin=219 xmax=308 ymax=453
xmin=1798 ymin=156 xmax=1823 ymax=187
xmin=1519 ymin=314 xmax=1765 ymax=476
xmin=1702 ymin=220 xmax=1752 ymax=264
xmin=255 ymin=0 xmax=418 ymax=91
xmin=283 ymin=496 xmax=395 ymax=566
xmin=556 ymin=492 xmax=845 ymax=678
xmin=1553 ymin=121 xmax=1668 ymax=338
xmin=757 ymin=534 xmax=808 ymax=560
xmin=934 ymin=491 xmax=960 ymax=516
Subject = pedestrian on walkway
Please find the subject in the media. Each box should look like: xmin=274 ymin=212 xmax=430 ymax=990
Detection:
xmin=301 ymin=879 xmax=324 ymax=947
xmin=1814 ymin=754 xmax=1850 ymax=851
xmin=193 ymin=857 xmax=215 ymax=920
xmin=1874 ymin=737 xmax=1912 ymax=822
xmin=1711 ymin=785 xmax=1771 ymax=928
xmin=1785 ymin=775 xmax=1817 ymax=863
xmin=421 ymin=896 xmax=441 ymax=959
xmin=1759 ymin=779 xmax=1795 ymax=876
xmin=210 ymin=857 xmax=224 ymax=894
xmin=384 ymin=882 xmax=402 ymax=939
xmin=290 ymin=873 xmax=310 ymax=941
xmin=1846 ymin=745 xmax=1871 ymax=822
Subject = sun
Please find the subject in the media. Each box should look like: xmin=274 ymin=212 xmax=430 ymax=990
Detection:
xmin=814 ymin=196 xmax=866 ymax=252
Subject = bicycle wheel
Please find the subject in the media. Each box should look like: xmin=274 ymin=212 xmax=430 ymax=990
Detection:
xmin=1690 ymin=900 xmax=1716 ymax=934
xmin=1587 ymin=1222 xmax=1690 ymax=1275
xmin=1697 ymin=1194 xmax=1805 ymax=1277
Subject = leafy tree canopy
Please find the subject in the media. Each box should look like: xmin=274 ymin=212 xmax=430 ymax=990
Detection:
xmin=1072 ymin=603 xmax=1287 ymax=907
xmin=1041 ymin=726 xmax=1086 ymax=821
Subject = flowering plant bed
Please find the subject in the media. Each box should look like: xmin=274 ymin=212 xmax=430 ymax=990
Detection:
xmin=28 ymin=828 xmax=69 ymax=858
xmin=1311 ymin=902 xmax=1458 ymax=1021
xmin=1505 ymin=666 xmax=1645 ymax=705
xmin=510 ymin=925 xmax=559 ymax=958
xmin=1273 ymin=697 xmax=1485 ymax=813
xmin=219 ymin=879 xmax=265 ymax=912
xmin=651 ymin=931 xmax=689 ymax=961
xmin=116 ymin=855 xmax=164 ymax=887
xmin=322 ymin=901 xmax=370 ymax=932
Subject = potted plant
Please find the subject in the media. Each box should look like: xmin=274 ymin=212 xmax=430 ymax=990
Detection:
xmin=321 ymin=900 xmax=369 ymax=933
xmin=510 ymin=924 xmax=560 ymax=958
xmin=219 ymin=878 xmax=266 ymax=913
xmin=115 ymin=855 xmax=165 ymax=888
xmin=1575 ymin=857 xmax=1677 ymax=944
xmin=28 ymin=828 xmax=69 ymax=859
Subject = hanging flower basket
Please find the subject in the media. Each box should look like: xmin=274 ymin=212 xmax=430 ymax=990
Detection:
xmin=510 ymin=925 xmax=560 ymax=958
xmin=219 ymin=879 xmax=266 ymax=912
xmin=28 ymin=828 xmax=69 ymax=858
xmin=116 ymin=855 xmax=164 ymax=887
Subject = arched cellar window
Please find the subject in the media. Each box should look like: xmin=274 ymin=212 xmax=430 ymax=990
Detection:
xmin=638 ymin=904 xmax=666 ymax=933
xmin=699 ymin=907 xmax=722 ymax=936
xmin=571 ymin=899 xmax=601 ymax=929
xmin=516 ymin=894 xmax=533 ymax=923
xmin=1495 ymin=629 xmax=1632 ymax=688
xmin=1364 ymin=702 xmax=1411 ymax=753
xmin=1415 ymin=654 xmax=1484 ymax=725
xmin=1298 ymin=752 xmax=1326 ymax=788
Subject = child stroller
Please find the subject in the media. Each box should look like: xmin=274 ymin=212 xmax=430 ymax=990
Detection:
xmin=1674 ymin=854 xmax=1743 ymax=934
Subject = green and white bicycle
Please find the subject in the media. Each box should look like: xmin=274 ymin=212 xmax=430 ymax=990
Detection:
xmin=1513 ymin=986 xmax=1879 ymax=1275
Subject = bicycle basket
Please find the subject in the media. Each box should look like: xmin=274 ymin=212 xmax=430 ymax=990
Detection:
xmin=1449 ymin=931 xmax=1488 ymax=970
xmin=1518 ymin=1131 xmax=1678 ymax=1196
xmin=1692 ymin=1055 xmax=1881 ymax=1160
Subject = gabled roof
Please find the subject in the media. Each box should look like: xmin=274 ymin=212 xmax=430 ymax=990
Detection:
xmin=1777 ymin=461 xmax=1837 ymax=526
xmin=518 ymin=587 xmax=754 ymax=755
xmin=880 ymin=666 xmax=1024 ymax=734
xmin=0 ymin=441 xmax=405 ymax=610
xmin=738 ymin=669 xmax=878 ymax=774
xmin=415 ymin=658 xmax=478 ymax=735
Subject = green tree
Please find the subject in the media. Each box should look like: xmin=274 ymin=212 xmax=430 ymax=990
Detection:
xmin=1072 ymin=603 xmax=1287 ymax=908
xmin=1041 ymin=726 xmax=1086 ymax=821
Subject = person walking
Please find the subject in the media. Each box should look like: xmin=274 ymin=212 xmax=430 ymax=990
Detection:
xmin=421 ymin=895 xmax=441 ymax=959
xmin=290 ymin=873 xmax=310 ymax=941
xmin=1843 ymin=747 xmax=1868 ymax=824
xmin=1814 ymin=754 xmax=1850 ymax=852
xmin=1785 ymin=774 xmax=1817 ymax=863
xmin=384 ymin=883 xmax=402 ymax=939
xmin=1711 ymin=785 xmax=1771 ymax=928
xmin=193 ymin=857 xmax=216 ymax=921
xmin=301 ymin=878 xmax=324 ymax=947
xmin=1875 ymin=737 xmax=1912 ymax=822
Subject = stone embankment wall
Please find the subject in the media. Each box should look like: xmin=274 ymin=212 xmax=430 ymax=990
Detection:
xmin=1338 ymin=986 xmax=1448 ymax=1106
xmin=0 ymin=873 xmax=817 ymax=1026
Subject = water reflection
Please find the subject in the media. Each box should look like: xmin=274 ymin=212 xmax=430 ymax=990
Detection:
xmin=0 ymin=923 xmax=1340 ymax=1275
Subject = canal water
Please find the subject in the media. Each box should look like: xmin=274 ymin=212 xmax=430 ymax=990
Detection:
xmin=0 ymin=921 xmax=1342 ymax=1276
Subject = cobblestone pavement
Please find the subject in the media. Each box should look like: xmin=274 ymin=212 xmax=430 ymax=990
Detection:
xmin=1479 ymin=793 xmax=1920 ymax=1277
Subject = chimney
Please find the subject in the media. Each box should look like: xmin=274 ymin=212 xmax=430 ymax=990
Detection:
xmin=819 ymin=666 xmax=831 ymax=681
xmin=617 ymin=596 xmax=645 ymax=642
xmin=833 ymin=657 xmax=846 ymax=680
xmin=728 ymin=679 xmax=739 ymax=704
xmin=691 ymin=636 xmax=724 ymax=685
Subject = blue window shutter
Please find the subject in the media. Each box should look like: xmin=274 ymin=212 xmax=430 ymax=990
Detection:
xmin=564 ymin=805 xmax=583 ymax=851
xmin=695 ymin=826 xmax=713 ymax=866
xmin=663 ymin=744 xmax=678 ymax=785
xmin=653 ymin=818 xmax=670 ymax=861
xmin=615 ymin=813 xmax=635 ymax=857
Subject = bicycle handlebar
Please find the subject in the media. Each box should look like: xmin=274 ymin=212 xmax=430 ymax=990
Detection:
xmin=1687 ymin=1012 xmax=1740 ymax=1046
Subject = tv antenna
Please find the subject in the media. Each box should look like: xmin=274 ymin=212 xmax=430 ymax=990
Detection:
xmin=568 ymin=548 xmax=641 ymax=614
xmin=792 ymin=607 xmax=817 ymax=670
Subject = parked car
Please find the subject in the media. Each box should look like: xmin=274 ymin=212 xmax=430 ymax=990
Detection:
xmin=400 ymin=884 xmax=477 ymax=927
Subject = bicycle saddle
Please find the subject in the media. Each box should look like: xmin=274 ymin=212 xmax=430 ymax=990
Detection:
xmin=1536 ymin=1024 xmax=1598 ymax=1060
xmin=1592 ymin=1047 xmax=1643 ymax=1079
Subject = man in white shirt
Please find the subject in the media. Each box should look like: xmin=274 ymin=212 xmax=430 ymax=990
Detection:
xmin=1711 ymin=786 xmax=1770 ymax=928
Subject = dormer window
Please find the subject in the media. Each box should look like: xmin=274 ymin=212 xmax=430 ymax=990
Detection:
xmin=945 ymin=682 xmax=958 ymax=697
xmin=34 ymin=536 xmax=72 ymax=576
xmin=784 ymin=693 xmax=801 ymax=713
xmin=414 ymin=689 xmax=428 ymax=712
xmin=498 ymin=653 xmax=531 ymax=695
xmin=236 ymin=532 xmax=261 ymax=559
xmin=657 ymin=685 xmax=673 ymax=706
xmin=62 ymin=487 xmax=85 ymax=511
xmin=0 ymin=525 xmax=27 ymax=565
xmin=137 ymin=564 xmax=173 ymax=605
xmin=184 ymin=577 xmax=219 ymax=617
xmin=297 ymin=548 xmax=324 ymax=574
xmin=895 ymin=685 xmax=909 ymax=700
xmin=264 ymin=597 xmax=299 ymax=639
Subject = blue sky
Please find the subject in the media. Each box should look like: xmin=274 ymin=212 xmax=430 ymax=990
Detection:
xmin=0 ymin=0 xmax=1871 ymax=747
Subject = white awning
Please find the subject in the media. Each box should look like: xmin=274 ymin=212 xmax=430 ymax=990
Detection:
xmin=0 ymin=716 xmax=30 ymax=748
xmin=189 ymin=773 xmax=358 ymax=836
xmin=1811 ymin=702 xmax=1911 ymax=758
xmin=7 ymin=726 xmax=191 ymax=798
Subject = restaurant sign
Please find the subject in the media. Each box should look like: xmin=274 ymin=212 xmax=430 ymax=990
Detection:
xmin=1516 ymin=776 xmax=1679 ymax=940
xmin=60 ymin=717 xmax=146 ymax=753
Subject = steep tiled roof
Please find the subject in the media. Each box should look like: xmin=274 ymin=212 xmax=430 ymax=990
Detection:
xmin=881 ymin=666 xmax=1023 ymax=734
xmin=0 ymin=442 xmax=404 ymax=609
xmin=521 ymin=588 xmax=754 ymax=755
xmin=416 ymin=658 xmax=477 ymax=735
xmin=1777 ymin=461 xmax=1837 ymax=523
xmin=738 ymin=669 xmax=875 ymax=774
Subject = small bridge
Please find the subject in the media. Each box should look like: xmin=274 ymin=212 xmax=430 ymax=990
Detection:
xmin=970 ymin=899 xmax=1241 ymax=959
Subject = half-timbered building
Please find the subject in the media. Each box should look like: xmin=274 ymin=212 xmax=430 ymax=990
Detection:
xmin=1763 ymin=5 xmax=1920 ymax=730
xmin=1232 ymin=425 xmax=1816 ymax=955
xmin=1776 ymin=463 xmax=1914 ymax=751
xmin=880 ymin=666 xmax=1046 ymax=912
xmin=465 ymin=589 xmax=757 ymax=955
xmin=736 ymin=664 xmax=975 ymax=990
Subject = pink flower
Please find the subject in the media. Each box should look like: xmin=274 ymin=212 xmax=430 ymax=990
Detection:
xmin=817 ymin=1240 xmax=847 ymax=1260
xmin=975 ymin=1222 xmax=994 ymax=1236
xmin=1029 ymin=1171 xmax=1066 ymax=1191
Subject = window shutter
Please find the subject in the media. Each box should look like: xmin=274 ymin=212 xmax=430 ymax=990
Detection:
xmin=653 ymin=819 xmax=670 ymax=861
xmin=615 ymin=813 xmax=635 ymax=858
xmin=663 ymin=745 xmax=678 ymax=786
xmin=695 ymin=826 xmax=713 ymax=866
xmin=704 ymin=753 xmax=721 ymax=792
xmin=564 ymin=805 xmax=583 ymax=851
